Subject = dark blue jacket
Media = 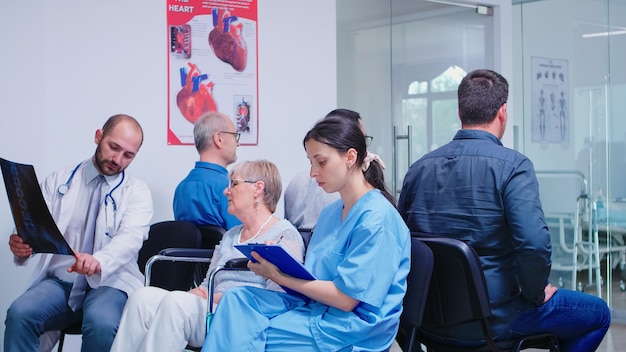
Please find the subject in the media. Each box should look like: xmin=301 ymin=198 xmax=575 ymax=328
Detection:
xmin=398 ymin=129 xmax=551 ymax=338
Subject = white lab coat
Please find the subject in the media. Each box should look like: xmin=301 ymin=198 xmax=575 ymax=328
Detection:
xmin=12 ymin=160 xmax=153 ymax=351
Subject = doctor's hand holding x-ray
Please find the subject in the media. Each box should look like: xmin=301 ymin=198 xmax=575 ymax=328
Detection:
xmin=9 ymin=227 xmax=103 ymax=276
xmin=8 ymin=234 xmax=33 ymax=257
xmin=9 ymin=238 xmax=104 ymax=276
xmin=10 ymin=228 xmax=106 ymax=277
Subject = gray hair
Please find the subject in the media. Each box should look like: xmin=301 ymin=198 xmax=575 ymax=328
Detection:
xmin=230 ymin=160 xmax=282 ymax=213
xmin=193 ymin=111 xmax=231 ymax=153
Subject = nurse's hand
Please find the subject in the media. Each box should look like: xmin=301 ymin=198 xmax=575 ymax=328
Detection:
xmin=249 ymin=251 xmax=359 ymax=312
xmin=9 ymin=234 xmax=32 ymax=258
xmin=248 ymin=251 xmax=283 ymax=282
xmin=68 ymin=252 xmax=101 ymax=276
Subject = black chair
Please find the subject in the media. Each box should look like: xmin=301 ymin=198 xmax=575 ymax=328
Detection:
xmin=142 ymin=225 xmax=223 ymax=352
xmin=398 ymin=238 xmax=435 ymax=352
xmin=192 ymin=225 xmax=226 ymax=285
xmin=57 ymin=220 xmax=204 ymax=351
xmin=415 ymin=236 xmax=560 ymax=352
xmin=139 ymin=220 xmax=204 ymax=290
xmin=143 ymin=247 xmax=217 ymax=352
xmin=297 ymin=228 xmax=313 ymax=248
xmin=197 ymin=224 xmax=226 ymax=249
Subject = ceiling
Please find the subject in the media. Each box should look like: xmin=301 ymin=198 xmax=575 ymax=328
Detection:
xmin=337 ymin=0 xmax=451 ymax=24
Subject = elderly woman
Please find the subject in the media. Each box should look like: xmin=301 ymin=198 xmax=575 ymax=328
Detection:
xmin=110 ymin=160 xmax=304 ymax=351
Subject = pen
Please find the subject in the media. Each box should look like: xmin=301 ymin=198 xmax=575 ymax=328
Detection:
xmin=276 ymin=234 xmax=285 ymax=244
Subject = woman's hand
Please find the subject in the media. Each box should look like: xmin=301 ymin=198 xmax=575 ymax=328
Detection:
xmin=189 ymin=287 xmax=222 ymax=311
xmin=189 ymin=286 xmax=208 ymax=299
xmin=213 ymin=292 xmax=223 ymax=305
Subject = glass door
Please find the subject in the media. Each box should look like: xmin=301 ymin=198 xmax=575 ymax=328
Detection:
xmin=337 ymin=0 xmax=496 ymax=198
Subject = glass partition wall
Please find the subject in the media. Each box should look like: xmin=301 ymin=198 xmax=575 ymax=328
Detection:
xmin=513 ymin=0 xmax=626 ymax=317
xmin=338 ymin=0 xmax=626 ymax=315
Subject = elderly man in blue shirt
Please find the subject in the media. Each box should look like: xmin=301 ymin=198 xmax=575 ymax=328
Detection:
xmin=173 ymin=111 xmax=241 ymax=230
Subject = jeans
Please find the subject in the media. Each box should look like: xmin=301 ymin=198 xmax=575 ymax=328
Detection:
xmin=4 ymin=278 xmax=128 ymax=352
xmin=496 ymin=289 xmax=611 ymax=352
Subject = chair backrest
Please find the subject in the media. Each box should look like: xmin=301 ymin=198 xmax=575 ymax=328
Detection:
xmin=402 ymin=238 xmax=435 ymax=328
xmin=298 ymin=228 xmax=313 ymax=248
xmin=411 ymin=235 xmax=560 ymax=352
xmin=138 ymin=220 xmax=202 ymax=291
xmin=197 ymin=224 xmax=226 ymax=249
xmin=417 ymin=236 xmax=494 ymax=342
xmin=193 ymin=224 xmax=226 ymax=286
xmin=400 ymin=238 xmax=435 ymax=352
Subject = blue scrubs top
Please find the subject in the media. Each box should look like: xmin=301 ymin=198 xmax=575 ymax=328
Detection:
xmin=304 ymin=189 xmax=411 ymax=350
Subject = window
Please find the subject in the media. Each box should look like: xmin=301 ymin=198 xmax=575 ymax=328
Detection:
xmin=402 ymin=65 xmax=466 ymax=155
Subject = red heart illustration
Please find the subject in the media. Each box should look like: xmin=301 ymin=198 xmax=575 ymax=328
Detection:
xmin=176 ymin=62 xmax=217 ymax=124
xmin=209 ymin=9 xmax=247 ymax=72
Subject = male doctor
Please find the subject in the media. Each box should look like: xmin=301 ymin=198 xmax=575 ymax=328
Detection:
xmin=5 ymin=114 xmax=153 ymax=352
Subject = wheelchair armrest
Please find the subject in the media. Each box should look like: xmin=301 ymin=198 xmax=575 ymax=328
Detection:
xmin=206 ymin=257 xmax=251 ymax=313
xmin=159 ymin=248 xmax=215 ymax=258
xmin=225 ymin=257 xmax=250 ymax=268
xmin=144 ymin=248 xmax=215 ymax=286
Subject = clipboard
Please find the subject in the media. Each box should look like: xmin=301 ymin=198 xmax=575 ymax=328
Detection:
xmin=235 ymin=243 xmax=315 ymax=281
xmin=0 ymin=157 xmax=75 ymax=256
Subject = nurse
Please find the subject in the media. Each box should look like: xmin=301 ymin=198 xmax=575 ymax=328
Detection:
xmin=202 ymin=114 xmax=411 ymax=351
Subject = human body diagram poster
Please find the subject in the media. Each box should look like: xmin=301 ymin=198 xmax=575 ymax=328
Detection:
xmin=531 ymin=57 xmax=569 ymax=145
xmin=167 ymin=0 xmax=258 ymax=145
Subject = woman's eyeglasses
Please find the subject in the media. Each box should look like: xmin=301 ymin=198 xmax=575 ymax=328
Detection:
xmin=228 ymin=178 xmax=256 ymax=190
xmin=365 ymin=135 xmax=373 ymax=146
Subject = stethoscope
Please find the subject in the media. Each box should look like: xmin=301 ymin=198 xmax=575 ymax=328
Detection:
xmin=58 ymin=162 xmax=125 ymax=236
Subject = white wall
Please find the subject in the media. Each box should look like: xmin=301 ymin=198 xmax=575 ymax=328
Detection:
xmin=0 ymin=0 xmax=336 ymax=349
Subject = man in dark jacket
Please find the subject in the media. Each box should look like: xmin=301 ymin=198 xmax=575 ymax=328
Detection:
xmin=398 ymin=69 xmax=610 ymax=352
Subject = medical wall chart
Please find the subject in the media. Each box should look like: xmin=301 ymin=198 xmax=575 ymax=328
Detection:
xmin=167 ymin=0 xmax=258 ymax=145
xmin=531 ymin=57 xmax=569 ymax=145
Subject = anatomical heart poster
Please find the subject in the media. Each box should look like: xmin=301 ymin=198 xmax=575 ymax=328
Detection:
xmin=167 ymin=0 xmax=258 ymax=145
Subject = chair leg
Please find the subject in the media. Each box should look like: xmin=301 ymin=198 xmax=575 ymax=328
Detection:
xmin=550 ymin=336 xmax=561 ymax=352
xmin=57 ymin=331 xmax=65 ymax=352
xmin=405 ymin=327 xmax=417 ymax=352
